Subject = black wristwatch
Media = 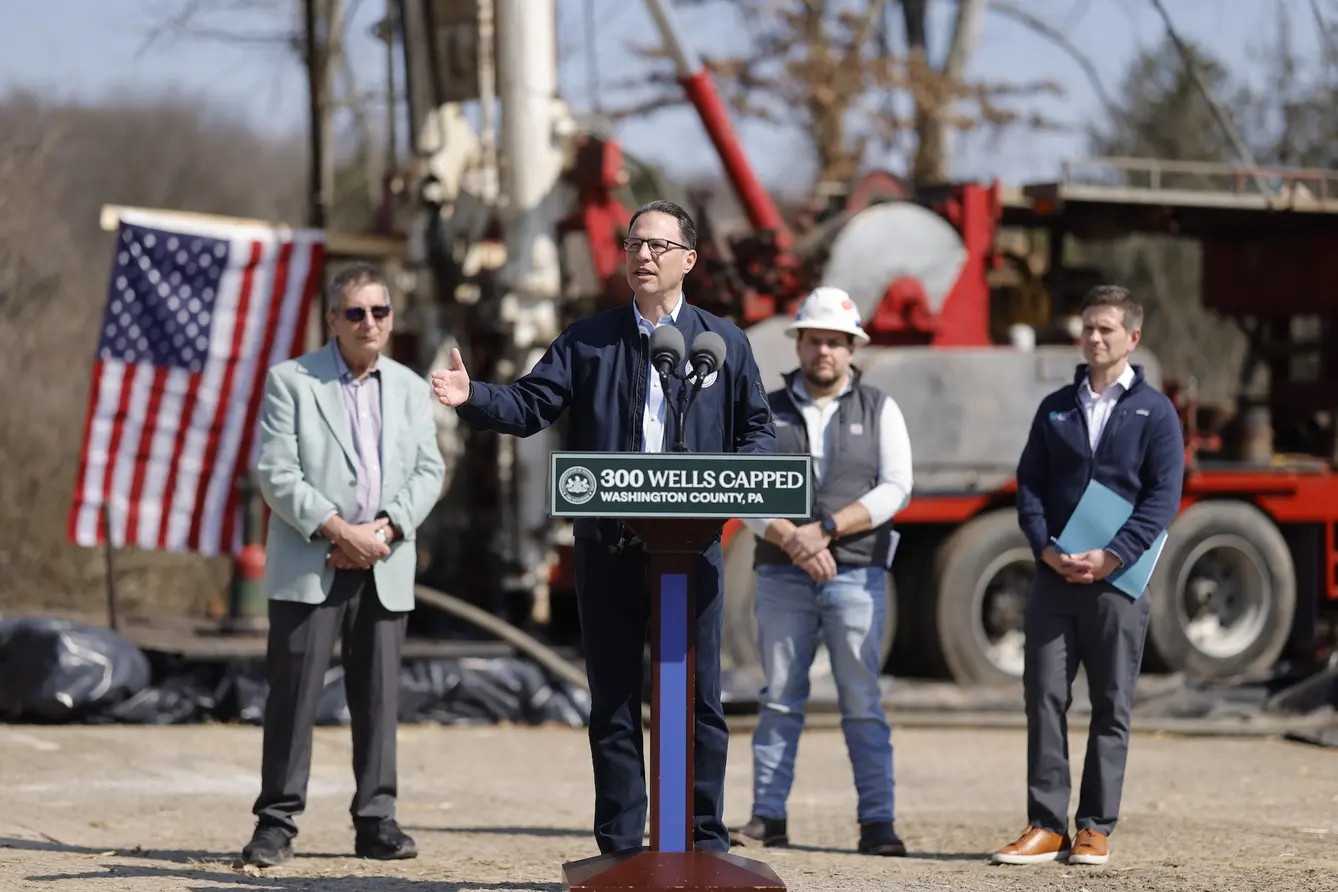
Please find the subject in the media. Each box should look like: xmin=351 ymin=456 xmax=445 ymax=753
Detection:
xmin=819 ymin=510 xmax=838 ymax=538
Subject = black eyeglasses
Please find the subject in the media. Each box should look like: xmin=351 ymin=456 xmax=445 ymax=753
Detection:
xmin=341 ymin=305 xmax=392 ymax=323
xmin=623 ymin=237 xmax=691 ymax=255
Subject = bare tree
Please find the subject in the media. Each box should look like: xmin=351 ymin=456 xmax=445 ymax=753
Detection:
xmin=1080 ymin=35 xmax=1257 ymax=407
xmin=900 ymin=0 xmax=986 ymax=184
xmin=139 ymin=0 xmax=387 ymax=231
xmin=611 ymin=0 xmax=1062 ymax=190
xmin=0 ymin=92 xmax=306 ymax=618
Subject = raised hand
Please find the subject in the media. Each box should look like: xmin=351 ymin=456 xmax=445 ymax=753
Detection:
xmin=430 ymin=348 xmax=471 ymax=407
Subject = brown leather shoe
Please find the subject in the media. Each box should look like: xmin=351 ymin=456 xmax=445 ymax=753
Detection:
xmin=1069 ymin=828 xmax=1109 ymax=865
xmin=990 ymin=826 xmax=1072 ymax=865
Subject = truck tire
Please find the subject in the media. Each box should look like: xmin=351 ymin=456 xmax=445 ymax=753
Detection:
xmin=890 ymin=535 xmax=948 ymax=678
xmin=721 ymin=525 xmax=897 ymax=674
xmin=929 ymin=509 xmax=1034 ymax=687
xmin=722 ymin=525 xmax=761 ymax=672
xmin=1145 ymin=500 xmax=1295 ymax=681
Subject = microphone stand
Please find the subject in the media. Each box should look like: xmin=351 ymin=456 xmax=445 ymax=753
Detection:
xmin=672 ymin=366 xmax=709 ymax=453
xmin=656 ymin=365 xmax=678 ymax=452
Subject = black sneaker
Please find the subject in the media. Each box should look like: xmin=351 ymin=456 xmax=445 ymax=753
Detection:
xmin=857 ymin=820 xmax=907 ymax=856
xmin=240 ymin=823 xmax=294 ymax=867
xmin=728 ymin=815 xmax=789 ymax=848
xmin=354 ymin=819 xmax=418 ymax=860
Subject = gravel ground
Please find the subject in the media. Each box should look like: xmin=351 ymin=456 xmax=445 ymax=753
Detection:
xmin=1 ymin=721 xmax=1336 ymax=892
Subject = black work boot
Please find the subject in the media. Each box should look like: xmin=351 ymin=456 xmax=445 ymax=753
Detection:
xmin=240 ymin=823 xmax=294 ymax=867
xmin=858 ymin=820 xmax=907 ymax=856
xmin=729 ymin=815 xmax=789 ymax=848
xmin=354 ymin=819 xmax=418 ymax=860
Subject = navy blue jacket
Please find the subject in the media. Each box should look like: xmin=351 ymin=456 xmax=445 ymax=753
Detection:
xmin=456 ymin=301 xmax=777 ymax=543
xmin=1016 ymin=363 xmax=1185 ymax=569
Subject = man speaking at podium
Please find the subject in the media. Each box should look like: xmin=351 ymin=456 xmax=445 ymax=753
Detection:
xmin=430 ymin=200 xmax=776 ymax=855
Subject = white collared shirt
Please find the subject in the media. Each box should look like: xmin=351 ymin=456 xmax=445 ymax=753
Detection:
xmin=633 ymin=294 xmax=684 ymax=453
xmin=1078 ymin=363 xmax=1135 ymax=451
xmin=743 ymin=374 xmax=913 ymax=538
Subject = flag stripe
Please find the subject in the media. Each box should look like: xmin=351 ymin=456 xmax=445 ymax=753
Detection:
xmin=210 ymin=236 xmax=296 ymax=555
xmin=156 ymin=372 xmax=203 ymax=550
xmin=68 ymin=211 xmax=325 ymax=558
xmin=290 ymin=241 xmax=324 ymax=364
xmin=234 ymin=237 xmax=325 ymax=553
xmin=219 ymin=239 xmax=293 ymax=553
xmin=123 ymin=365 xmax=170 ymax=546
xmin=188 ymin=240 xmax=262 ymax=553
xmin=199 ymin=238 xmax=276 ymax=553
xmin=107 ymin=364 xmax=158 ymax=547
xmin=161 ymin=235 xmax=247 ymax=552
xmin=135 ymin=367 xmax=189 ymax=548
xmin=99 ymin=365 xmax=138 ymax=546
xmin=67 ymin=358 xmax=110 ymax=544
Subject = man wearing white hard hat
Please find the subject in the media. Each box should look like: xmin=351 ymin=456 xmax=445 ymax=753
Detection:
xmin=729 ymin=287 xmax=914 ymax=856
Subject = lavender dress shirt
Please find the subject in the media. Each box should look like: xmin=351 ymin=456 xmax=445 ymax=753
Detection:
xmin=330 ymin=343 xmax=383 ymax=525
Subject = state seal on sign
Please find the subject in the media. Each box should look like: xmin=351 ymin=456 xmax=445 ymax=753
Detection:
xmin=558 ymin=466 xmax=598 ymax=505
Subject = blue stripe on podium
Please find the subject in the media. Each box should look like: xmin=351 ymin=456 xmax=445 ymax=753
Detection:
xmin=657 ymin=571 xmax=689 ymax=853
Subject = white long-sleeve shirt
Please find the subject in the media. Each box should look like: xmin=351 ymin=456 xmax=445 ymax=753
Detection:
xmin=744 ymin=375 xmax=913 ymax=538
xmin=1077 ymin=363 xmax=1135 ymax=451
xmin=633 ymin=293 xmax=684 ymax=454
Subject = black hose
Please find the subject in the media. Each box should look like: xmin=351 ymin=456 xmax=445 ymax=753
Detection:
xmin=413 ymin=584 xmax=653 ymax=724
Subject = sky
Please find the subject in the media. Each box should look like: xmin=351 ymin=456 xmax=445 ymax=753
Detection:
xmin=4 ymin=0 xmax=1329 ymax=193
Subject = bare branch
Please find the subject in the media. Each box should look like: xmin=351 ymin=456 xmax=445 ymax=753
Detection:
xmin=990 ymin=0 xmax=1120 ymax=122
xmin=618 ymin=0 xmax=1061 ymax=187
xmin=1306 ymin=0 xmax=1338 ymax=81
xmin=155 ymin=26 xmax=295 ymax=46
xmin=135 ymin=0 xmax=297 ymax=58
xmin=942 ymin=0 xmax=987 ymax=85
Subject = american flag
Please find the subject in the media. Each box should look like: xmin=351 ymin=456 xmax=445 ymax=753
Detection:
xmin=67 ymin=209 xmax=325 ymax=557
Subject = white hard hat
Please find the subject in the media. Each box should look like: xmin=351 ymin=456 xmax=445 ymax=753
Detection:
xmin=785 ymin=287 xmax=870 ymax=345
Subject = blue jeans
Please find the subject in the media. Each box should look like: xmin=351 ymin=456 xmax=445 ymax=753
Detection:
xmin=750 ymin=563 xmax=895 ymax=824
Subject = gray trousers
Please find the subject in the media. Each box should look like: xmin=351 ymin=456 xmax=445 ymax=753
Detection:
xmin=1024 ymin=567 xmax=1151 ymax=837
xmin=252 ymin=569 xmax=408 ymax=836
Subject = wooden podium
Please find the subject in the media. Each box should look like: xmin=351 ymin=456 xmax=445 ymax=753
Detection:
xmin=550 ymin=452 xmax=813 ymax=892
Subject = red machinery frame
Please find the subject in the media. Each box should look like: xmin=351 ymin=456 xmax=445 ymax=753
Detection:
xmin=557 ymin=29 xmax=1338 ymax=662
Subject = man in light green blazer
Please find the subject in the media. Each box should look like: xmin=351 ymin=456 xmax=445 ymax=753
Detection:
xmin=239 ymin=263 xmax=445 ymax=868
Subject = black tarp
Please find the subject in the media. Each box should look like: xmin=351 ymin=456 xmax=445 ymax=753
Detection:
xmin=0 ymin=617 xmax=590 ymax=728
xmin=0 ymin=617 xmax=151 ymax=722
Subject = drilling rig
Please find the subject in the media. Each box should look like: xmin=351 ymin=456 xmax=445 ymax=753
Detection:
xmin=381 ymin=0 xmax=1338 ymax=693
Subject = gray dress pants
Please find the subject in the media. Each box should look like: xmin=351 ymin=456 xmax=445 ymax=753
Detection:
xmin=1023 ymin=566 xmax=1151 ymax=837
xmin=252 ymin=569 xmax=408 ymax=836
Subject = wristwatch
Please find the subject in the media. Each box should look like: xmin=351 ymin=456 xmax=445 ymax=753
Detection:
xmin=818 ymin=510 xmax=838 ymax=538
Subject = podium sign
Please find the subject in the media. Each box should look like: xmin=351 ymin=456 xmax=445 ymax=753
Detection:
xmin=554 ymin=451 xmax=806 ymax=892
xmin=550 ymin=452 xmax=812 ymax=519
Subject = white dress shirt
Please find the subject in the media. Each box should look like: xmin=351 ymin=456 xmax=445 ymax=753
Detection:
xmin=1078 ymin=363 xmax=1135 ymax=451
xmin=744 ymin=374 xmax=913 ymax=538
xmin=633 ymin=294 xmax=683 ymax=453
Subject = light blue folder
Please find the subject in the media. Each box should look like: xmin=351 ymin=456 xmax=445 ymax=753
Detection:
xmin=1053 ymin=480 xmax=1168 ymax=599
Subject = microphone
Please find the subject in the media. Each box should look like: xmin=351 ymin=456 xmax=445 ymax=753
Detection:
xmin=673 ymin=331 xmax=728 ymax=453
xmin=649 ymin=325 xmax=685 ymax=451
xmin=649 ymin=324 xmax=685 ymax=378
xmin=688 ymin=332 xmax=726 ymax=381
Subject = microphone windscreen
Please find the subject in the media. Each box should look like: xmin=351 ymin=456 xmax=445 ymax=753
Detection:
xmin=690 ymin=331 xmax=727 ymax=373
xmin=650 ymin=324 xmax=685 ymax=366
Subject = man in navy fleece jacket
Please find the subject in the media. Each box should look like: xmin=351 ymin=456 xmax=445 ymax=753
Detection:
xmin=992 ymin=286 xmax=1184 ymax=869
xmin=429 ymin=200 xmax=776 ymax=856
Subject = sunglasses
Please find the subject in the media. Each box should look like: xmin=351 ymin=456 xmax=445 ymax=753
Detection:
xmin=340 ymin=305 xmax=391 ymax=323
